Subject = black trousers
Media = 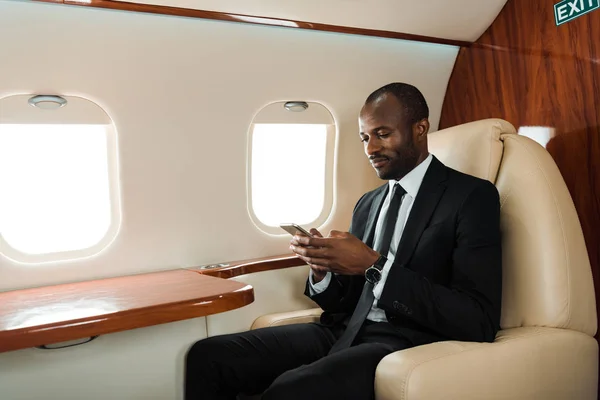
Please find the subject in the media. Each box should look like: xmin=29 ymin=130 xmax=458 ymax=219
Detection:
xmin=184 ymin=321 xmax=412 ymax=400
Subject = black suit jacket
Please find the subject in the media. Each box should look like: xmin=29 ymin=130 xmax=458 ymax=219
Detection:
xmin=304 ymin=156 xmax=502 ymax=346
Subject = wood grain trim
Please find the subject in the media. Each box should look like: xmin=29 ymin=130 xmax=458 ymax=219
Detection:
xmin=31 ymin=0 xmax=471 ymax=47
xmin=0 ymin=270 xmax=253 ymax=353
xmin=187 ymin=254 xmax=306 ymax=278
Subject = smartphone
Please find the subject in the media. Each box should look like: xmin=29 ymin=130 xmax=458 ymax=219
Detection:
xmin=280 ymin=223 xmax=314 ymax=238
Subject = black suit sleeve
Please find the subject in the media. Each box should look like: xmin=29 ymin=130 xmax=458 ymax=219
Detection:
xmin=378 ymin=180 xmax=502 ymax=342
xmin=303 ymin=274 xmax=359 ymax=314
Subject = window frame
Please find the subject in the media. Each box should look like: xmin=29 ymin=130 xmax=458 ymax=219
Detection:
xmin=0 ymin=94 xmax=122 ymax=264
xmin=246 ymin=101 xmax=337 ymax=236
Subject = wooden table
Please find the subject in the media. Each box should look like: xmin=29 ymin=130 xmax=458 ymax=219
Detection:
xmin=0 ymin=270 xmax=253 ymax=353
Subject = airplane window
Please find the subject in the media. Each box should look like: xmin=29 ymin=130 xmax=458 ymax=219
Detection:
xmin=248 ymin=102 xmax=335 ymax=234
xmin=0 ymin=95 xmax=121 ymax=264
xmin=517 ymin=126 xmax=556 ymax=148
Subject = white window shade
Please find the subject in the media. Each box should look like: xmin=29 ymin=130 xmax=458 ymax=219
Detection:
xmin=251 ymin=124 xmax=327 ymax=226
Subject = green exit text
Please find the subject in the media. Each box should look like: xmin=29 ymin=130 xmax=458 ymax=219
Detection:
xmin=555 ymin=0 xmax=599 ymax=25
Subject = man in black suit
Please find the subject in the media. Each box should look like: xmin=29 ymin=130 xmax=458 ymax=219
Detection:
xmin=185 ymin=82 xmax=502 ymax=400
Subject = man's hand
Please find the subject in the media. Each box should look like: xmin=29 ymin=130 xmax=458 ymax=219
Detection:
xmin=301 ymin=229 xmax=329 ymax=283
xmin=290 ymin=229 xmax=380 ymax=276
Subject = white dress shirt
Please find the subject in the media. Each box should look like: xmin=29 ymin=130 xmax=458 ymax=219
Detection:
xmin=308 ymin=153 xmax=433 ymax=322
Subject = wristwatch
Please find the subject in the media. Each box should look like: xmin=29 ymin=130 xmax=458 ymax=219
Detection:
xmin=365 ymin=254 xmax=387 ymax=284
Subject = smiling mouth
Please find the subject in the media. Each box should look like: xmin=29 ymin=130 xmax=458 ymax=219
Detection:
xmin=370 ymin=158 xmax=389 ymax=168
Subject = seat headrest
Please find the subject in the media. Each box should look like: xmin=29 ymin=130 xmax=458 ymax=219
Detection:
xmin=428 ymin=119 xmax=516 ymax=184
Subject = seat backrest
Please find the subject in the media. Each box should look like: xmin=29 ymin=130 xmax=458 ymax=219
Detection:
xmin=429 ymin=119 xmax=597 ymax=337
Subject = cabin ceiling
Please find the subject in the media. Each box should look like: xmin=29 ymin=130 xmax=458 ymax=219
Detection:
xmin=116 ymin=0 xmax=509 ymax=42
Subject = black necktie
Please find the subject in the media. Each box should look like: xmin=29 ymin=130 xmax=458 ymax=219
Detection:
xmin=329 ymin=183 xmax=406 ymax=354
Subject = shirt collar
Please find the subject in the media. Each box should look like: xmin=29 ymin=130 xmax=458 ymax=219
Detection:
xmin=387 ymin=153 xmax=433 ymax=198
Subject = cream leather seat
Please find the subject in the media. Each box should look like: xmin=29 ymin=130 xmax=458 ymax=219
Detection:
xmin=251 ymin=119 xmax=599 ymax=399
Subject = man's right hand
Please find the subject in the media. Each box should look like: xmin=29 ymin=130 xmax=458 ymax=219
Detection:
xmin=291 ymin=228 xmax=329 ymax=283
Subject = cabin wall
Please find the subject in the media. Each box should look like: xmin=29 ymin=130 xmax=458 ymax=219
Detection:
xmin=440 ymin=1 xmax=600 ymax=396
xmin=0 ymin=1 xmax=458 ymax=292
xmin=0 ymin=1 xmax=459 ymax=399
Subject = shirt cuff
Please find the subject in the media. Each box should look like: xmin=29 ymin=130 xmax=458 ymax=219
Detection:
xmin=308 ymin=270 xmax=332 ymax=295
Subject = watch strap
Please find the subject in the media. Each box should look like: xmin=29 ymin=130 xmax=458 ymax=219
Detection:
xmin=371 ymin=254 xmax=387 ymax=271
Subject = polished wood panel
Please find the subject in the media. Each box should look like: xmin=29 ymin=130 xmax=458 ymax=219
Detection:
xmin=31 ymin=0 xmax=470 ymax=47
xmin=440 ymin=1 xmax=600 ymax=395
xmin=0 ymin=270 xmax=253 ymax=353
xmin=188 ymin=254 xmax=306 ymax=278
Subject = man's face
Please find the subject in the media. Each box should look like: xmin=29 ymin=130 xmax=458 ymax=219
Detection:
xmin=359 ymin=93 xmax=421 ymax=181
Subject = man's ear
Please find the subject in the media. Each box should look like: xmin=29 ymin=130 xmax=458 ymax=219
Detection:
xmin=414 ymin=118 xmax=430 ymax=142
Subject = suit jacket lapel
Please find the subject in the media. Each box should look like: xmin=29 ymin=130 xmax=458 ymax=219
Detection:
xmin=362 ymin=185 xmax=388 ymax=247
xmin=395 ymin=156 xmax=447 ymax=267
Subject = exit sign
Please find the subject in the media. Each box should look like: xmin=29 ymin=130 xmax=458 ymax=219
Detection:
xmin=555 ymin=0 xmax=600 ymax=25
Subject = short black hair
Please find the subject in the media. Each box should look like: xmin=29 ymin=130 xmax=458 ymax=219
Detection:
xmin=365 ymin=82 xmax=429 ymax=129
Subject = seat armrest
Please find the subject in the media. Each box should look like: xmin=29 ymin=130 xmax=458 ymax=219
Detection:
xmin=376 ymin=327 xmax=598 ymax=400
xmin=251 ymin=308 xmax=323 ymax=329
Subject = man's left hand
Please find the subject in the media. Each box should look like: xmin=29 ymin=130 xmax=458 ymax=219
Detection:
xmin=290 ymin=230 xmax=380 ymax=275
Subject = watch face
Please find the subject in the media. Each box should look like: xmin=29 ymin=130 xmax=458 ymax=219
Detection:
xmin=365 ymin=267 xmax=382 ymax=284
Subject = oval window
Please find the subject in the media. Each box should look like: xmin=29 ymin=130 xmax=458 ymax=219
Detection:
xmin=0 ymin=94 xmax=121 ymax=264
xmin=248 ymin=101 xmax=336 ymax=235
